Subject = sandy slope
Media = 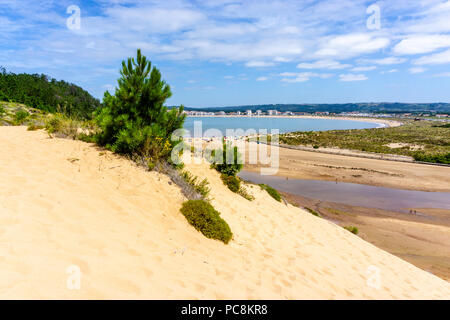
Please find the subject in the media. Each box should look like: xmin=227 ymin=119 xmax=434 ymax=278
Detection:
xmin=0 ymin=127 xmax=449 ymax=299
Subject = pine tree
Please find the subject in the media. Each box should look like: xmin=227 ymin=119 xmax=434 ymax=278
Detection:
xmin=94 ymin=49 xmax=186 ymax=166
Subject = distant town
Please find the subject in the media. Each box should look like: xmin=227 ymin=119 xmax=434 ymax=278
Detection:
xmin=184 ymin=109 xmax=450 ymax=120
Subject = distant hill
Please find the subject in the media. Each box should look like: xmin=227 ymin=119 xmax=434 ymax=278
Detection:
xmin=182 ymin=103 xmax=450 ymax=114
xmin=0 ymin=68 xmax=101 ymax=119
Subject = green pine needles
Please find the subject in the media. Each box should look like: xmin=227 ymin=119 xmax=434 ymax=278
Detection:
xmin=94 ymin=49 xmax=186 ymax=168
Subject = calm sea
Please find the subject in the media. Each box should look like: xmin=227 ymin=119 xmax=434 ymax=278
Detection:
xmin=183 ymin=116 xmax=381 ymax=137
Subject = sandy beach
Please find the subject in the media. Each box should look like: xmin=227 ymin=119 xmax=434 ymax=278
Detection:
xmin=0 ymin=126 xmax=449 ymax=299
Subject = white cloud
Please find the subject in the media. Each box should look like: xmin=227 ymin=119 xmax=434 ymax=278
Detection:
xmin=339 ymin=74 xmax=368 ymax=82
xmin=223 ymin=76 xmax=234 ymax=79
xmin=409 ymin=67 xmax=426 ymax=74
xmin=351 ymin=66 xmax=376 ymax=72
xmin=105 ymin=7 xmax=206 ymax=33
xmin=297 ymin=60 xmax=351 ymax=70
xmin=256 ymin=76 xmax=268 ymax=81
xmin=371 ymin=57 xmax=407 ymax=65
xmin=433 ymin=72 xmax=450 ymax=77
xmin=274 ymin=56 xmax=292 ymax=62
xmin=414 ymin=49 xmax=450 ymax=65
xmin=393 ymin=35 xmax=450 ymax=55
xmin=402 ymin=1 xmax=450 ymax=33
xmin=281 ymin=72 xmax=333 ymax=83
xmin=315 ymin=33 xmax=390 ymax=59
xmin=245 ymin=61 xmax=275 ymax=67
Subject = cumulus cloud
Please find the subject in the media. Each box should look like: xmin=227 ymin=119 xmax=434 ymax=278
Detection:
xmin=315 ymin=33 xmax=390 ymax=59
xmin=351 ymin=66 xmax=376 ymax=72
xmin=297 ymin=60 xmax=351 ymax=70
xmin=281 ymin=72 xmax=333 ymax=83
xmin=256 ymin=76 xmax=268 ymax=81
xmin=409 ymin=67 xmax=426 ymax=74
xmin=393 ymin=35 xmax=450 ymax=55
xmin=245 ymin=61 xmax=275 ymax=67
xmin=370 ymin=57 xmax=407 ymax=65
xmin=339 ymin=74 xmax=368 ymax=82
xmin=414 ymin=49 xmax=450 ymax=65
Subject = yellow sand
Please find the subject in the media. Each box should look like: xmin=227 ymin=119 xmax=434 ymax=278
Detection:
xmin=0 ymin=126 xmax=449 ymax=299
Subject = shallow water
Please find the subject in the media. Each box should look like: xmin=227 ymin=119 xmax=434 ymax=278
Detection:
xmin=183 ymin=117 xmax=381 ymax=137
xmin=238 ymin=171 xmax=450 ymax=212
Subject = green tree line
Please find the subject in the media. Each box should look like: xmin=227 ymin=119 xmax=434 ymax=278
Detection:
xmin=0 ymin=68 xmax=100 ymax=119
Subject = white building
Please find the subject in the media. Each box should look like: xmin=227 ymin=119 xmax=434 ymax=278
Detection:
xmin=256 ymin=110 xmax=262 ymax=116
xmin=246 ymin=110 xmax=252 ymax=116
xmin=268 ymin=110 xmax=278 ymax=116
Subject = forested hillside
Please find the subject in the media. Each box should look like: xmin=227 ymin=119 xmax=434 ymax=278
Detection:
xmin=0 ymin=68 xmax=100 ymax=119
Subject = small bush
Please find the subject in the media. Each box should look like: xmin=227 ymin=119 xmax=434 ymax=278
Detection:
xmin=180 ymin=200 xmax=232 ymax=244
xmin=14 ymin=109 xmax=30 ymax=125
xmin=210 ymin=142 xmax=243 ymax=177
xmin=237 ymin=186 xmax=255 ymax=201
xmin=344 ymin=226 xmax=359 ymax=234
xmin=27 ymin=123 xmax=44 ymax=131
xmin=45 ymin=114 xmax=80 ymax=139
xmin=259 ymin=184 xmax=281 ymax=202
xmin=305 ymin=207 xmax=321 ymax=217
xmin=0 ymin=105 xmax=5 ymax=115
xmin=181 ymin=171 xmax=211 ymax=198
xmin=413 ymin=152 xmax=450 ymax=164
xmin=78 ymin=133 xmax=97 ymax=143
xmin=221 ymin=174 xmax=240 ymax=193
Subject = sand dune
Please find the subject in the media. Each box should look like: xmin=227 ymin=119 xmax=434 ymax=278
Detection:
xmin=0 ymin=126 xmax=449 ymax=299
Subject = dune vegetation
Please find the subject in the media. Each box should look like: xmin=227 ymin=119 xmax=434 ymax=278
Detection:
xmin=279 ymin=120 xmax=450 ymax=164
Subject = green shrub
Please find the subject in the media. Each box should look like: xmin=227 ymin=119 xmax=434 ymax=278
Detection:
xmin=78 ymin=133 xmax=97 ymax=143
xmin=45 ymin=114 xmax=79 ymax=139
xmin=344 ymin=226 xmax=359 ymax=234
xmin=221 ymin=174 xmax=240 ymax=193
xmin=305 ymin=207 xmax=321 ymax=217
xmin=180 ymin=200 xmax=232 ymax=244
xmin=14 ymin=109 xmax=29 ymax=124
xmin=94 ymin=49 xmax=185 ymax=166
xmin=413 ymin=152 xmax=450 ymax=164
xmin=259 ymin=184 xmax=282 ymax=202
xmin=237 ymin=186 xmax=255 ymax=201
xmin=0 ymin=105 xmax=5 ymax=115
xmin=27 ymin=123 xmax=44 ymax=131
xmin=210 ymin=142 xmax=243 ymax=177
xmin=181 ymin=171 xmax=211 ymax=198
xmin=45 ymin=115 xmax=64 ymax=133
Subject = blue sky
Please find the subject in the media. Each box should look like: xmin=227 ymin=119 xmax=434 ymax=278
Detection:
xmin=1 ymin=0 xmax=450 ymax=107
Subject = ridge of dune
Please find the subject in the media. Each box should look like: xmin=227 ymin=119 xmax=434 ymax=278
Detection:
xmin=0 ymin=126 xmax=449 ymax=299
